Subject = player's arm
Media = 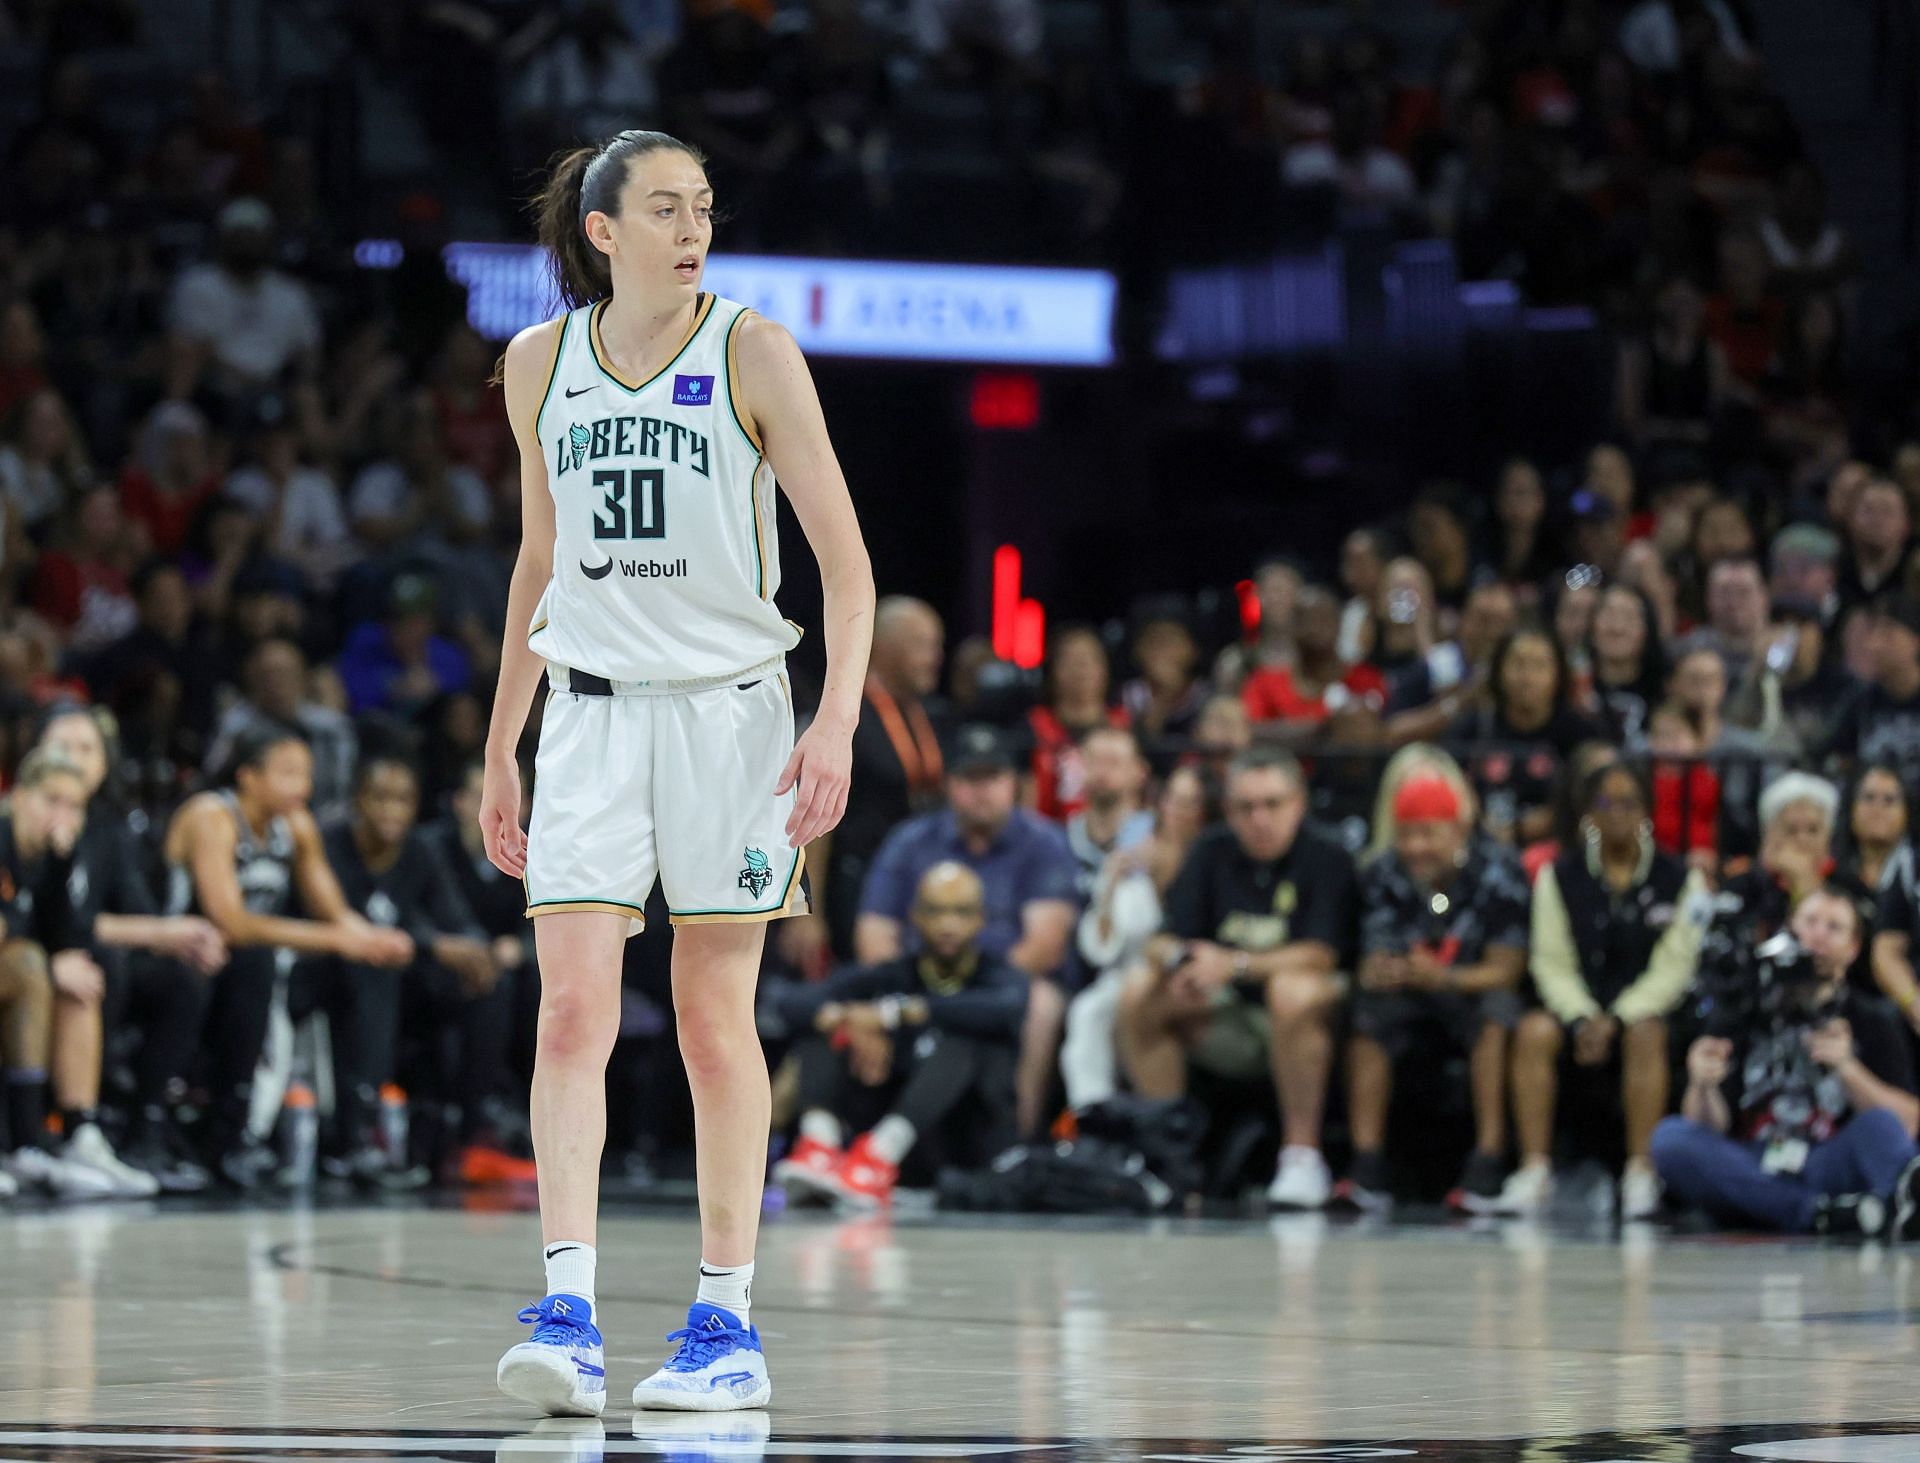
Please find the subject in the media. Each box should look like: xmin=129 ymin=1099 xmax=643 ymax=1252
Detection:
xmin=735 ymin=313 xmax=875 ymax=848
xmin=173 ymin=799 xmax=350 ymax=956
xmin=290 ymin=811 xmax=415 ymax=967
xmin=480 ymin=317 xmax=564 ymax=876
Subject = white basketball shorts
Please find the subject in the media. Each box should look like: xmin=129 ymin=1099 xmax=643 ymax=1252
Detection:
xmin=524 ymin=658 xmax=809 ymax=936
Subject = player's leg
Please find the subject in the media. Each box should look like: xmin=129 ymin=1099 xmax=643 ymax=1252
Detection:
xmin=495 ymin=908 xmax=626 ymax=1418
xmin=48 ymin=951 xmax=156 ymax=1197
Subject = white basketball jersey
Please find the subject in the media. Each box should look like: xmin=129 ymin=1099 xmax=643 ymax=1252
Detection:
xmin=526 ymin=293 xmax=800 ymax=682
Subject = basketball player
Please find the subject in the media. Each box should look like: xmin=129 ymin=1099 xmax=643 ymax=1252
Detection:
xmin=163 ymin=727 xmax=412 ymax=1186
xmin=482 ymin=130 xmax=873 ymax=1415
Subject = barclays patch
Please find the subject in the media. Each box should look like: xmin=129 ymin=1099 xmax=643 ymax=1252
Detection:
xmin=673 ymin=374 xmax=714 ymax=407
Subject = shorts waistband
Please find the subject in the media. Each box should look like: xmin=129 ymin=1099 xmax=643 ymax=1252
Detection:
xmin=548 ymin=655 xmax=785 ymax=697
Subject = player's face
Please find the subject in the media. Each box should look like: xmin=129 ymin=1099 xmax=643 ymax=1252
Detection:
xmin=605 ymin=151 xmax=714 ymax=296
xmin=248 ymin=742 xmax=314 ymax=815
xmin=357 ymin=764 xmax=419 ymax=847
xmin=19 ymin=772 xmax=86 ymax=854
xmin=40 ymin=714 xmax=107 ymax=797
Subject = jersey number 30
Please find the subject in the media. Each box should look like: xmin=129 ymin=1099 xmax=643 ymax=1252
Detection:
xmin=592 ymin=468 xmax=666 ymax=540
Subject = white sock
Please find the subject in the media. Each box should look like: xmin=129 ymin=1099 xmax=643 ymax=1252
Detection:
xmin=799 ymin=1110 xmax=843 ymax=1148
xmin=543 ymin=1241 xmax=597 ymax=1311
xmin=696 ymin=1259 xmax=754 ymax=1327
xmin=868 ymin=1114 xmax=916 ymax=1166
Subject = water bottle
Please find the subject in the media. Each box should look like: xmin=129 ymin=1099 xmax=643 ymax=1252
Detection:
xmin=378 ymin=1083 xmax=410 ymax=1166
xmin=279 ymin=1083 xmax=318 ymax=1189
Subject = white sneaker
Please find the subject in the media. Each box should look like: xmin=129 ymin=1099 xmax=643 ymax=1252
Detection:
xmin=498 ymin=1294 xmax=607 ymax=1418
xmin=632 ymin=1304 xmax=771 ymax=1412
xmin=1620 ymin=1160 xmax=1663 ymax=1221
xmin=1266 ymin=1146 xmax=1332 ymax=1210
xmin=630 ymin=1409 xmax=771 ymax=1457
xmin=63 ymin=1124 xmax=161 ymax=1199
xmin=4 ymin=1145 xmax=117 ymax=1200
xmin=1492 ymin=1161 xmax=1553 ymax=1217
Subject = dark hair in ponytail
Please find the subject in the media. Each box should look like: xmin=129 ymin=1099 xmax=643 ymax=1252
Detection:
xmin=534 ymin=130 xmax=709 ymax=312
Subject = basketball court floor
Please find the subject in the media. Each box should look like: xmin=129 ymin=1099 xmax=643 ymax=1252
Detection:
xmin=3 ymin=1199 xmax=1918 ymax=1462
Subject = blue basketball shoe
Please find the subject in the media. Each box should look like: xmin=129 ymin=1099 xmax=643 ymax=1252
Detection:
xmin=630 ymin=1303 xmax=772 ymax=1411
xmin=497 ymin=1293 xmax=607 ymax=1417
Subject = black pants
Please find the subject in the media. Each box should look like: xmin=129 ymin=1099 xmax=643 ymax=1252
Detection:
xmin=105 ymin=951 xmax=209 ymax=1111
xmin=301 ymin=955 xmax=516 ymax=1147
xmin=200 ymin=946 xmax=281 ymax=1146
xmin=794 ymin=1027 xmax=1017 ymax=1173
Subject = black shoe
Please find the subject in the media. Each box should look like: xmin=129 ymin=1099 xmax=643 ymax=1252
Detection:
xmin=1451 ymin=1150 xmax=1507 ymax=1215
xmin=218 ymin=1137 xmax=280 ymax=1192
xmin=1893 ymin=1157 xmax=1920 ymax=1242
xmin=1813 ymin=1191 xmax=1888 ymax=1240
xmin=1335 ymin=1150 xmax=1392 ymax=1213
xmin=325 ymin=1143 xmax=431 ymax=1192
xmin=121 ymin=1127 xmax=211 ymax=1195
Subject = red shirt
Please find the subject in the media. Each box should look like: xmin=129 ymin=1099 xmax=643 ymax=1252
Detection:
xmin=1652 ymin=762 xmax=1719 ymax=856
xmin=1027 ymin=703 xmax=1130 ymax=822
xmin=120 ymin=466 xmax=220 ymax=556
xmin=32 ymin=550 xmax=129 ymax=630
xmin=1241 ymin=663 xmax=1387 ymax=723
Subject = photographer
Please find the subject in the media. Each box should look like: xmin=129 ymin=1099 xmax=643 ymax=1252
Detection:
xmin=1651 ymin=887 xmax=1920 ymax=1237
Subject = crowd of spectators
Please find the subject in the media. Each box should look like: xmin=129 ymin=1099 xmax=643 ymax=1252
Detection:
xmin=4 ymin=0 xmax=1920 ymax=1242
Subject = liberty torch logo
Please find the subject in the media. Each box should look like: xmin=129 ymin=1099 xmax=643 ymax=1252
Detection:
xmin=568 ymin=424 xmax=590 ymax=470
xmin=738 ymin=848 xmax=773 ymax=898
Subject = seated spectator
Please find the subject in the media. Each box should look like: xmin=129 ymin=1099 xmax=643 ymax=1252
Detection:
xmin=1118 ymin=747 xmax=1356 ymax=1211
xmin=1120 ymin=609 xmax=1208 ymax=761
xmin=1344 ymin=772 xmax=1527 ymax=1212
xmin=1452 ymin=627 xmax=1601 ymax=846
xmin=1508 ymin=763 xmax=1706 ymax=1218
xmin=1456 ymin=582 xmax=1519 ymax=688
xmin=1823 ymin=592 xmax=1920 ymax=793
xmin=81 ymin=561 xmax=220 ymax=759
xmin=1372 ymin=557 xmax=1464 ymax=714
xmin=337 ymin=572 xmax=472 ymax=719
xmin=35 ymin=707 xmax=227 ymax=1193
xmin=161 ymin=727 xmax=411 ymax=1187
xmin=1700 ymin=556 xmax=1772 ymax=691
xmin=204 ymin=636 xmax=359 ymax=823
xmin=856 ymin=724 xmax=1079 ymax=1138
xmin=1837 ymin=477 xmax=1912 ymax=617
xmin=1774 ymin=596 xmax=1851 ymax=753
xmin=1647 ymin=700 xmax=1721 ymax=865
xmin=1653 ymin=886 xmax=1920 ymax=1237
xmin=224 ymin=410 xmax=355 ymax=591
xmin=804 ymin=595 xmax=947 ymax=966
xmin=1064 ymin=763 xmax=1215 ymax=1109
xmin=1478 ymin=458 xmax=1556 ymax=592
xmin=773 ymin=862 xmax=1026 ymax=1209
xmin=1183 ymin=692 xmax=1253 ymax=788
xmin=30 ymin=485 xmax=138 ymax=653
xmin=1337 ymin=527 xmax=1390 ymax=665
xmin=1588 ymin=583 xmax=1668 ymax=748
xmin=1365 ymin=742 xmax=1478 ymax=861
xmin=116 ymin=400 xmax=220 ymax=560
xmin=1703 ymin=229 xmax=1783 ymax=392
xmin=1616 ymin=275 xmax=1728 ymax=449
xmin=1706 ymin=773 xmax=1844 ymax=1006
xmin=1063 ymin=726 xmax=1153 ymax=895
xmin=166 ymin=198 xmax=321 ymax=403
xmin=1241 ymin=585 xmax=1386 ymax=742
xmin=1236 ymin=556 xmax=1305 ymax=679
xmin=0 ymin=746 xmax=124 ymax=1199
xmin=1 ymin=386 xmax=92 ymax=540
xmin=1760 ymin=160 xmax=1858 ymax=298
xmin=1023 ymin=625 xmax=1127 ymax=822
xmin=314 ymin=757 xmax=514 ymax=1188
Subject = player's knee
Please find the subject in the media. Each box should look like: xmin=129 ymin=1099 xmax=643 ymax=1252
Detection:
xmin=676 ymin=1001 xmax=755 ymax=1083
xmin=536 ymin=986 xmax=617 ymax=1064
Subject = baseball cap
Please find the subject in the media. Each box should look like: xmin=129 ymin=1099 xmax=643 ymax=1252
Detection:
xmin=1393 ymin=773 xmax=1462 ymax=825
xmin=947 ymin=724 xmax=1015 ymax=777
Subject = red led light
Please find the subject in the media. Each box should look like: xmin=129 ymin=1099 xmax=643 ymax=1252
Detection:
xmin=970 ymin=372 xmax=1040 ymax=430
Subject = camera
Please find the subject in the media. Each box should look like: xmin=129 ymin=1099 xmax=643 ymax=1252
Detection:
xmin=1697 ymin=927 xmax=1825 ymax=1037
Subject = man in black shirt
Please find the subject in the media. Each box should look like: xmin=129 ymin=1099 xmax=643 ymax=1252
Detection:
xmin=317 ymin=756 xmax=511 ymax=1186
xmin=1823 ymin=592 xmax=1920 ymax=792
xmin=1118 ymin=746 xmax=1357 ymax=1211
xmin=768 ymin=862 xmax=1025 ymax=1209
xmin=1653 ymin=887 xmax=1920 ymax=1236
xmin=1347 ymin=773 xmax=1528 ymax=1212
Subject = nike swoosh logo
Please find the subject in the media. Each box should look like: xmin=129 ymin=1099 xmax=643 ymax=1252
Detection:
xmin=580 ymin=558 xmax=614 ymax=580
xmin=565 ymin=385 xmax=597 ymax=398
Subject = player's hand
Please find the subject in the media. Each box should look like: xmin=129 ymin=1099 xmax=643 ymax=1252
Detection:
xmin=777 ymin=719 xmax=852 ymax=849
xmin=50 ymin=949 xmax=106 ymax=1002
xmin=480 ymin=753 xmax=527 ymax=878
xmin=168 ymin=916 xmax=230 ymax=975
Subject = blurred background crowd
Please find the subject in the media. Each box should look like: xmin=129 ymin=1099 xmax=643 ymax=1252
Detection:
xmin=7 ymin=0 xmax=1920 ymax=1235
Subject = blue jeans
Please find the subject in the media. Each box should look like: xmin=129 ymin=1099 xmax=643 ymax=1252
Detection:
xmin=1651 ymin=1109 xmax=1918 ymax=1233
